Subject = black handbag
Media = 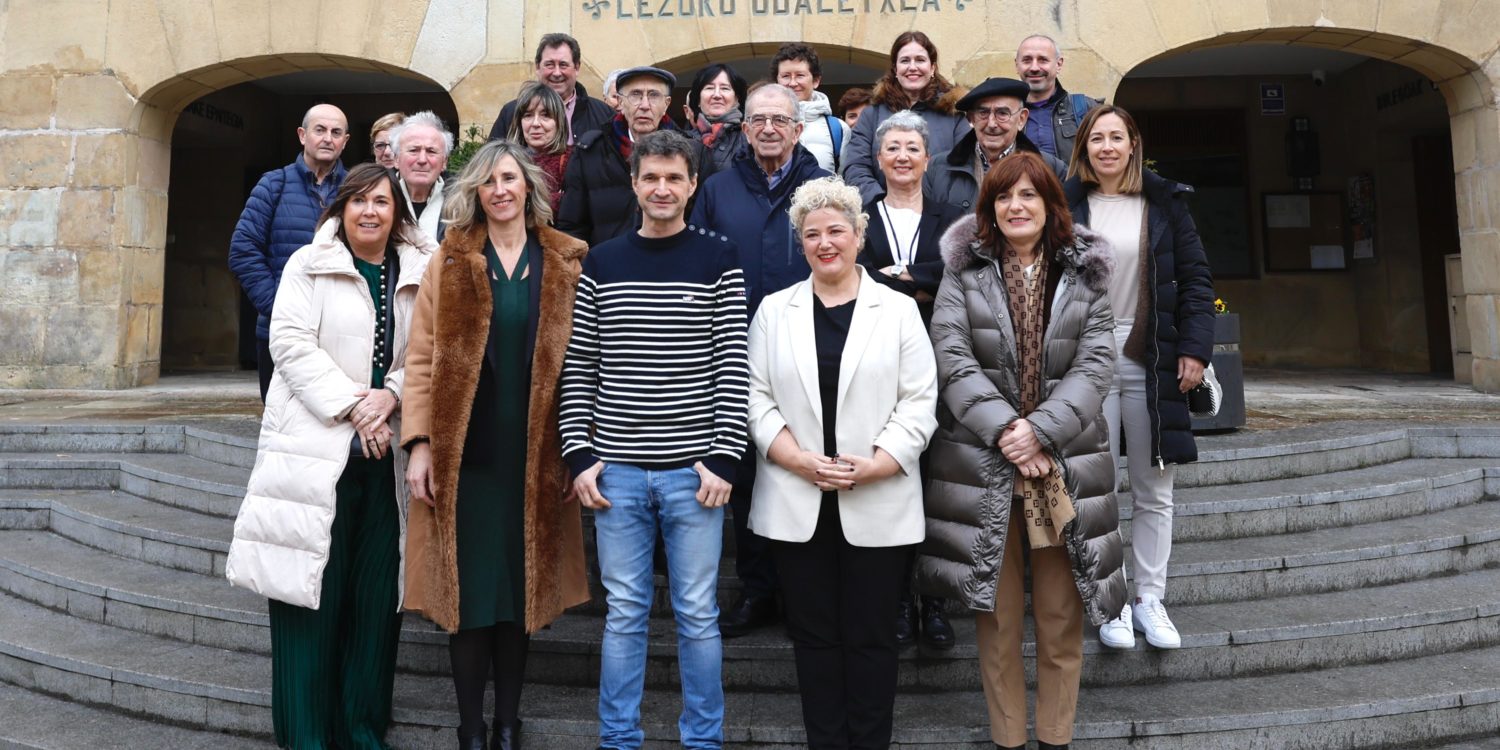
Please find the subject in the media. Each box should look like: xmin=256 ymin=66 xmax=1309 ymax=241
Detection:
xmin=1187 ymin=363 xmax=1223 ymax=418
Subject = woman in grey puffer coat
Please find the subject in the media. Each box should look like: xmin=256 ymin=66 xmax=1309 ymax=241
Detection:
xmin=914 ymin=152 xmax=1125 ymax=750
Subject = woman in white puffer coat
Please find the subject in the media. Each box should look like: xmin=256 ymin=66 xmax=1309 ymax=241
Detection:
xmin=225 ymin=162 xmax=436 ymax=750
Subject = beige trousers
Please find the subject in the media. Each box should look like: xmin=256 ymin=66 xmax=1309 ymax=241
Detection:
xmin=974 ymin=502 xmax=1085 ymax=747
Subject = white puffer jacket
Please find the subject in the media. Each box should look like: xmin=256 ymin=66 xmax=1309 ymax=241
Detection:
xmin=797 ymin=91 xmax=844 ymax=173
xmin=226 ymin=218 xmax=436 ymax=610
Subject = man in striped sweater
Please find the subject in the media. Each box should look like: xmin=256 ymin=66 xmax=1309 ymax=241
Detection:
xmin=560 ymin=130 xmax=748 ymax=750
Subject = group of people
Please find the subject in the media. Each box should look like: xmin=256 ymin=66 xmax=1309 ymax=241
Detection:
xmin=224 ymin=28 xmax=1215 ymax=750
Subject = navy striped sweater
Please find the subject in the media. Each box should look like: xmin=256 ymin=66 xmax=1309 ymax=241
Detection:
xmin=559 ymin=224 xmax=750 ymax=483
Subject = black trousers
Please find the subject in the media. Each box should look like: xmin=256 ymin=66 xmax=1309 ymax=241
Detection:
xmin=730 ymin=451 xmax=779 ymax=598
xmin=772 ymin=494 xmax=910 ymax=749
xmin=257 ymin=337 xmax=274 ymax=402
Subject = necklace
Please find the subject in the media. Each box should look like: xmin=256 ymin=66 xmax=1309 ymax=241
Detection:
xmin=878 ymin=201 xmax=921 ymax=266
xmin=371 ymin=257 xmax=389 ymax=371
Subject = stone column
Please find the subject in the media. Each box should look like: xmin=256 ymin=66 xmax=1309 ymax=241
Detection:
xmin=0 ymin=71 xmax=164 ymax=388
xmin=1454 ymin=102 xmax=1500 ymax=391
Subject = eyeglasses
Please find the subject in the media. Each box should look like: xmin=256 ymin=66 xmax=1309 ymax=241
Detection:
xmin=622 ymin=90 xmax=667 ymax=105
xmin=971 ymin=107 xmax=1018 ymax=123
xmin=373 ymin=142 xmax=392 ymax=153
xmin=747 ymin=114 xmax=795 ymax=130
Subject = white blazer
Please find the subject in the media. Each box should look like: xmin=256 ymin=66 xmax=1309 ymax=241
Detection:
xmin=747 ymin=266 xmax=939 ymax=547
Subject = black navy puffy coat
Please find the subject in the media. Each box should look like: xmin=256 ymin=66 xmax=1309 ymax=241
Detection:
xmin=1065 ymin=169 xmax=1215 ymax=464
xmin=229 ymin=155 xmax=347 ymax=340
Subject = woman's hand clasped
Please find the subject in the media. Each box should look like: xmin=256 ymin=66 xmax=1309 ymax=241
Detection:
xmin=998 ymin=418 xmax=1042 ymax=464
xmin=808 ymin=450 xmax=901 ymax=492
xmin=356 ymin=421 xmax=394 ymax=460
xmin=352 ymin=387 xmax=398 ymax=431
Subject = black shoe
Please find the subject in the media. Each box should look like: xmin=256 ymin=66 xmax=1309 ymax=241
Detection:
xmin=1038 ymin=742 xmax=1069 ymax=750
xmin=919 ymin=596 xmax=955 ymax=650
xmin=457 ymin=723 xmax=487 ymax=750
xmin=719 ymin=593 xmax=777 ymax=638
xmin=491 ymin=719 xmax=520 ymax=750
xmin=995 ymin=745 xmax=1024 ymax=750
xmin=895 ymin=594 xmax=917 ymax=648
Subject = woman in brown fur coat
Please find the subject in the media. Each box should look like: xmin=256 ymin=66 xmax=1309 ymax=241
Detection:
xmin=841 ymin=30 xmax=970 ymax=204
xmin=401 ymin=140 xmax=590 ymax=750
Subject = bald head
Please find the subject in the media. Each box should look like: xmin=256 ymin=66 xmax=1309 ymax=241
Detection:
xmin=298 ymin=104 xmax=349 ymax=177
xmin=1015 ymin=35 xmax=1064 ymax=101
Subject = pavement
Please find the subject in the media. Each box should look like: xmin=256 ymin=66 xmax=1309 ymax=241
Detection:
xmin=0 ymin=367 xmax=1495 ymax=428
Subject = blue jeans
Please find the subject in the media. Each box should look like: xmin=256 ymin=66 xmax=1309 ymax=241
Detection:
xmin=593 ymin=463 xmax=725 ymax=749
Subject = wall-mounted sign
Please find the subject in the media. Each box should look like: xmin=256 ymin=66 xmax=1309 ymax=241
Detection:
xmin=1375 ymin=77 xmax=1430 ymax=111
xmin=1260 ymin=83 xmax=1285 ymax=116
xmin=582 ymin=0 xmax=970 ymax=20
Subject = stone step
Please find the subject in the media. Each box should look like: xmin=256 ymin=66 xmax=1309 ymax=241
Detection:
xmin=8 ymin=482 xmax=1499 ymax=614
xmin=1165 ymin=495 xmax=1500 ymax=604
xmin=1 ymin=590 xmax=1497 ymax=748
xmin=1128 ymin=457 xmax=1499 ymax=542
xmin=0 ymin=489 xmax=231 ymax=575
xmin=5 ymin=528 xmax=1500 ymax=693
xmin=0 ymin=452 xmax=250 ymax=517
xmin=0 ymin=682 xmax=264 ymax=750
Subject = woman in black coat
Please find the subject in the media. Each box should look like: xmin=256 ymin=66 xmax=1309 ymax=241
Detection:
xmin=856 ymin=109 xmax=965 ymax=652
xmin=1063 ymin=104 xmax=1214 ymax=653
xmin=684 ymin=63 xmax=749 ymax=174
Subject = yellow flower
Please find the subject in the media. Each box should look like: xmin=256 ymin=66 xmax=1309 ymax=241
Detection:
xmin=1214 ymin=298 xmax=1227 ymax=314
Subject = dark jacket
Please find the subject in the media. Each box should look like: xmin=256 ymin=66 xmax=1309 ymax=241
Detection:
xmin=488 ymin=83 xmax=616 ymax=144
xmin=229 ymin=155 xmax=347 ymax=339
xmin=856 ymin=193 xmax=964 ymax=326
xmin=1022 ymin=83 xmax=1099 ymax=166
xmin=555 ymin=121 xmax=717 ymax=247
xmin=914 ymin=214 xmax=1124 ymax=625
xmin=689 ymin=145 xmax=829 ymax=316
xmin=1066 ymin=170 xmax=1216 ymax=464
xmin=690 ymin=122 xmax=748 ymax=175
xmin=842 ymin=81 xmax=970 ymax=204
xmin=924 ymin=130 xmax=1066 ymax=212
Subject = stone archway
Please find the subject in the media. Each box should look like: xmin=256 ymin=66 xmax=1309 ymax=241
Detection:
xmin=1078 ymin=17 xmax=1500 ymax=390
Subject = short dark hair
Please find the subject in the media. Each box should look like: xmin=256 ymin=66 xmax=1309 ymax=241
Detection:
xmin=630 ymin=130 xmax=700 ymax=180
xmin=975 ymin=152 xmax=1074 ymax=253
xmin=771 ymin=42 xmax=822 ymax=79
xmin=837 ymin=87 xmax=872 ymax=116
xmin=686 ymin=64 xmax=749 ymax=121
xmin=319 ymin=163 xmax=418 ymax=254
xmin=534 ymin=33 xmax=580 ymax=66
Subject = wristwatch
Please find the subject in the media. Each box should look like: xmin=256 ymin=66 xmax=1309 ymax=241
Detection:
xmin=883 ymin=264 xmax=906 ymax=278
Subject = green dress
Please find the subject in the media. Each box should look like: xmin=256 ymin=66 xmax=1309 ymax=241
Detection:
xmin=454 ymin=240 xmax=530 ymax=629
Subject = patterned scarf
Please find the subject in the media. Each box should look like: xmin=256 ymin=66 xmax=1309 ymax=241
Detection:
xmin=695 ymin=109 xmax=743 ymax=148
xmin=1001 ymin=250 xmax=1076 ymax=548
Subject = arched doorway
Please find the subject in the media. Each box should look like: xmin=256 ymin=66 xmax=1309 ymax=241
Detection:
xmin=158 ymin=66 xmax=459 ymax=372
xmin=1113 ymin=32 xmax=1487 ymax=382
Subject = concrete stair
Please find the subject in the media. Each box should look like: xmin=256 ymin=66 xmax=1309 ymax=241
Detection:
xmin=0 ymin=420 xmax=1498 ymax=748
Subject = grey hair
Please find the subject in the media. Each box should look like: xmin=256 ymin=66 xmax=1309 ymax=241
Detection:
xmin=789 ymin=176 xmax=868 ymax=237
xmin=604 ymin=68 xmax=627 ymax=98
xmin=874 ymin=109 xmax=930 ymax=153
xmin=442 ymin=140 xmax=554 ymax=231
xmin=1017 ymin=34 xmax=1061 ymax=58
xmin=389 ymin=110 xmax=454 ymax=157
xmin=746 ymin=83 xmax=799 ymax=117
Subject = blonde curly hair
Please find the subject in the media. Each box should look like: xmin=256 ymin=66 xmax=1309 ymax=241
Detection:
xmin=789 ymin=176 xmax=869 ymax=238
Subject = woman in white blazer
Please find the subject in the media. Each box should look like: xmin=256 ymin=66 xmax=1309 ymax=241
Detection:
xmin=225 ymin=163 xmax=435 ymax=750
xmin=747 ymin=176 xmax=938 ymax=748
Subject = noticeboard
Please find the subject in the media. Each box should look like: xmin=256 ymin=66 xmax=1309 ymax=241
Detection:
xmin=1262 ymin=192 xmax=1346 ymax=272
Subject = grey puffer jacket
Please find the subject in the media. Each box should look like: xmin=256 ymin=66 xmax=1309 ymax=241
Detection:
xmin=913 ymin=213 xmax=1126 ymax=626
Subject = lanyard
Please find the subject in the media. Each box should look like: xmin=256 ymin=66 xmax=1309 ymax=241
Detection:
xmin=878 ymin=201 xmax=921 ymax=266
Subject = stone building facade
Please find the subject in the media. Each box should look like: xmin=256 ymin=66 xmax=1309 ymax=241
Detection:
xmin=2 ymin=0 xmax=1499 ymax=390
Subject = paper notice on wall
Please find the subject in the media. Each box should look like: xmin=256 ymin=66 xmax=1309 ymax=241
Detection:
xmin=1310 ymin=245 xmax=1345 ymax=269
xmin=1266 ymin=194 xmax=1311 ymax=228
xmin=1352 ymin=238 xmax=1374 ymax=259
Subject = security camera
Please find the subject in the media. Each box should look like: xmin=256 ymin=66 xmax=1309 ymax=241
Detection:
xmin=1312 ymin=70 xmax=1327 ymax=87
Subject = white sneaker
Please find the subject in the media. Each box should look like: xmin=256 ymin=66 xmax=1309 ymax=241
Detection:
xmin=1098 ymin=604 xmax=1136 ymax=649
xmin=1132 ymin=595 xmax=1181 ymax=649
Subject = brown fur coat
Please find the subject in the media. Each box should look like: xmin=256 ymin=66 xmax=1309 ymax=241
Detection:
xmin=400 ymin=221 xmax=591 ymax=633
